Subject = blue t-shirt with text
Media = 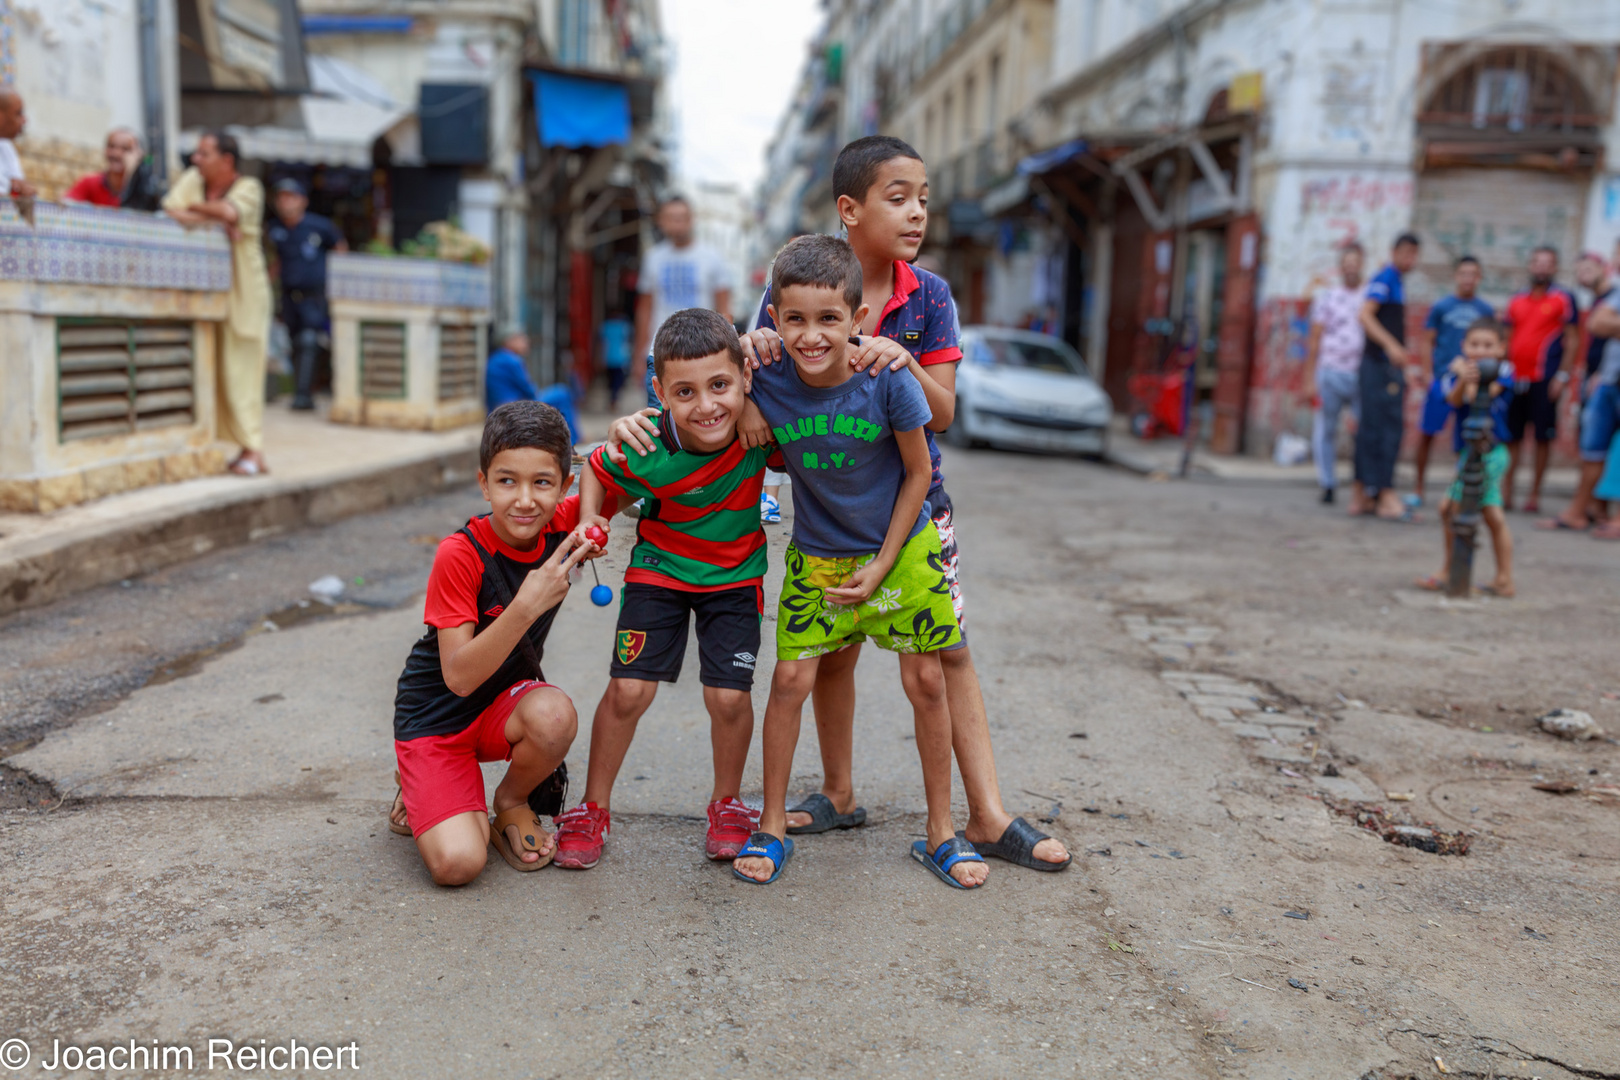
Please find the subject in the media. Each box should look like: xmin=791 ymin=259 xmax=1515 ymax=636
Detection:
xmin=1424 ymin=295 xmax=1494 ymax=376
xmin=748 ymin=360 xmax=933 ymax=558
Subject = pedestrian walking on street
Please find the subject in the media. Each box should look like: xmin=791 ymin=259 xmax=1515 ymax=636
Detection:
xmin=1414 ymin=255 xmax=1493 ymax=504
xmin=634 ymin=196 xmax=734 ymax=408
xmin=1353 ymin=232 xmax=1422 ymax=519
xmin=162 ymin=132 xmax=272 ymax=476
xmin=1502 ymin=246 xmax=1578 ymax=512
xmin=1545 ymin=250 xmax=1620 ymax=531
xmin=267 ymin=178 xmax=346 ymax=411
xmin=1303 ymin=242 xmax=1366 ymax=503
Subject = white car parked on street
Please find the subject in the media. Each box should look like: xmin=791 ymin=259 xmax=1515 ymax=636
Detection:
xmin=947 ymin=327 xmax=1112 ymax=457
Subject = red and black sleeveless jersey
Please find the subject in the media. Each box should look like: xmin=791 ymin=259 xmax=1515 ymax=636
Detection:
xmin=392 ymin=511 xmax=574 ymax=741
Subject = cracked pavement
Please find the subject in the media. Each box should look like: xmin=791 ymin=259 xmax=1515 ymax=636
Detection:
xmin=1 ymin=447 xmax=1617 ymax=1078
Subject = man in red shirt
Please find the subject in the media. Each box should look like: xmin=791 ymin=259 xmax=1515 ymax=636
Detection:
xmin=64 ymin=128 xmax=159 ymax=211
xmin=1502 ymin=246 xmax=1578 ymax=511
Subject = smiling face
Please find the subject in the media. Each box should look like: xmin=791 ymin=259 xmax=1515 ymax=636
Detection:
xmin=1463 ymin=326 xmax=1505 ymax=363
xmin=839 ymin=156 xmax=929 ymax=262
xmin=476 ymin=446 xmax=573 ymax=551
xmin=769 ymin=284 xmax=870 ymax=388
xmin=652 ymin=350 xmax=747 ymax=452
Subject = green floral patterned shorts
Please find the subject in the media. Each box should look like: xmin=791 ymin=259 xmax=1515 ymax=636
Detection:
xmin=776 ymin=526 xmax=963 ymax=660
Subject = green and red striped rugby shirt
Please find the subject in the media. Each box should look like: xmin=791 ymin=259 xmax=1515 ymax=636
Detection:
xmin=589 ymin=421 xmax=782 ymax=592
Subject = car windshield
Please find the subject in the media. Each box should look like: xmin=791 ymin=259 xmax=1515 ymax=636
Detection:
xmin=968 ymin=334 xmax=1087 ymax=377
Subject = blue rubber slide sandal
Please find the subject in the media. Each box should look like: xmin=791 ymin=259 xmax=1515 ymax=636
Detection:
xmin=911 ymin=836 xmax=986 ymax=890
xmin=732 ymin=832 xmax=794 ymax=885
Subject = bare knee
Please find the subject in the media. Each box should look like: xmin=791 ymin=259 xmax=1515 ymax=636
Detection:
xmin=899 ymin=654 xmax=946 ymax=706
xmin=516 ymin=691 xmax=578 ymax=757
xmin=606 ymin=677 xmax=659 ymax=715
xmin=425 ymin=843 xmax=486 ymax=887
xmin=705 ymin=686 xmax=752 ymax=722
xmin=769 ymin=660 xmax=818 ymax=705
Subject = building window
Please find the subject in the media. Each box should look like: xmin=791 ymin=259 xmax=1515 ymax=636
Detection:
xmin=964 ymin=75 xmax=977 ymax=140
xmin=942 ymin=92 xmax=954 ymax=156
xmin=1472 ymin=69 xmax=1529 ymax=131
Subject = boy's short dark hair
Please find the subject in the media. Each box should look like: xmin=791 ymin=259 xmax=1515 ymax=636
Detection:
xmin=480 ymin=400 xmax=573 ymax=474
xmin=833 ymin=135 xmax=924 ymax=204
xmin=770 ymin=234 xmax=863 ymax=314
xmin=1455 ymin=254 xmax=1480 ymax=269
xmin=1465 ymin=316 xmax=1506 ymax=342
xmin=1532 ymin=243 xmax=1559 ymax=261
xmin=1394 ymin=232 xmax=1421 ymax=249
xmin=652 ymin=307 xmax=744 ymax=382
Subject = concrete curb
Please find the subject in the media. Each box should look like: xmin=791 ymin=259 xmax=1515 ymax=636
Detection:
xmin=0 ymin=443 xmax=479 ymax=618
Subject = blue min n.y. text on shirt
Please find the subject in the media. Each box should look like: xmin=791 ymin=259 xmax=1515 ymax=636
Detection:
xmin=748 ymin=359 xmax=933 ymax=558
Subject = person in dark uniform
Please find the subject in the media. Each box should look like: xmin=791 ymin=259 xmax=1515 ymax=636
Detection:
xmin=1353 ymin=232 xmax=1422 ymax=520
xmin=267 ymin=178 xmax=345 ymax=410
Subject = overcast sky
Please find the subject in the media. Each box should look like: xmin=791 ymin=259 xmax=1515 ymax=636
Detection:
xmin=661 ymin=0 xmax=822 ymax=193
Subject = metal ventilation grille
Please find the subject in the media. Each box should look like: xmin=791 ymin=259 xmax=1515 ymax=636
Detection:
xmin=437 ymin=324 xmax=479 ymax=401
xmin=58 ymin=320 xmax=194 ymax=442
xmin=360 ymin=322 xmax=407 ymax=399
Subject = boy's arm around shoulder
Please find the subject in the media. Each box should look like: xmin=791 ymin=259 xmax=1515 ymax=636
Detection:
xmin=435 ymin=533 xmax=594 ymax=696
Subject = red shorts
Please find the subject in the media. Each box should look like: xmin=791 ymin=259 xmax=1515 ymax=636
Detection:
xmin=394 ymin=679 xmax=555 ymax=838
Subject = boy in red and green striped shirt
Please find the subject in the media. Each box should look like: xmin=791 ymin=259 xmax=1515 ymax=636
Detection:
xmin=555 ymin=308 xmax=783 ymax=868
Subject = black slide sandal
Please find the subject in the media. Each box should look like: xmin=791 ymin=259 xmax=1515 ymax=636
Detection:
xmin=785 ymin=792 xmax=868 ymax=835
xmin=961 ymin=817 xmax=1072 ymax=872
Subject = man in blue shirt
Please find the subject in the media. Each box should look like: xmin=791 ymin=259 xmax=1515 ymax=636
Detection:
xmin=1415 ymin=255 xmax=1493 ymax=502
xmin=486 ymin=326 xmax=581 ymax=442
xmin=1354 ymin=232 xmax=1422 ymax=519
xmin=267 ymin=178 xmax=345 ymax=410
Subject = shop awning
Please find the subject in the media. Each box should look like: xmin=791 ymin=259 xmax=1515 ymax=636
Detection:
xmin=529 ymin=70 xmax=631 ymax=148
xmin=1017 ymin=138 xmax=1089 ymax=176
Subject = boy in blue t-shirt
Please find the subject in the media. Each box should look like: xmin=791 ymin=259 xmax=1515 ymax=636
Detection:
xmin=1415 ymin=255 xmax=1493 ymax=502
xmin=735 ymin=135 xmax=1069 ymax=876
xmin=730 ymin=234 xmax=984 ymax=890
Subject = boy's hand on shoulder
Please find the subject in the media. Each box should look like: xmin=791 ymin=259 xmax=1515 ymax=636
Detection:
xmin=824 ymin=558 xmax=892 ymax=607
xmin=739 ymin=327 xmax=783 ymax=370
xmin=738 ymin=398 xmax=773 ymax=450
xmin=514 ymin=533 xmax=592 ymax=619
xmin=848 ymin=336 xmax=912 ymax=377
xmin=604 ymin=408 xmax=661 ymax=464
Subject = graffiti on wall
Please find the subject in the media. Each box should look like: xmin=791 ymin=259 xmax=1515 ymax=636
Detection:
xmin=1266 ymin=169 xmax=1416 ymax=301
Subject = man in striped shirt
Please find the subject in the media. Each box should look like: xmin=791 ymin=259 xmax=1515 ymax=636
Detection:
xmin=556 ymin=309 xmax=782 ymax=868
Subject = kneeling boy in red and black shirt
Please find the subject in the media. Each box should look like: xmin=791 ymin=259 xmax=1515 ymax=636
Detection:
xmin=390 ymin=401 xmax=607 ymax=886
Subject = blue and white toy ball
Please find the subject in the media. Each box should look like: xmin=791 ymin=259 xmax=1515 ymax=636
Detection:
xmin=591 ymin=583 xmax=614 ymax=607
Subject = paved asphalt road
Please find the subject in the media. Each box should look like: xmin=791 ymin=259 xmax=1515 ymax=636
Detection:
xmin=2 ymin=446 xmax=1617 ymax=1079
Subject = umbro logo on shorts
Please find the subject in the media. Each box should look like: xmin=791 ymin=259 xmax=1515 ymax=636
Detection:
xmin=484 ymin=605 xmax=504 ymax=618
xmin=732 ymin=652 xmax=756 ymax=670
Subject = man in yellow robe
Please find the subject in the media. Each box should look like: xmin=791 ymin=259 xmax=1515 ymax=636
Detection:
xmin=163 ymin=131 xmax=272 ymax=475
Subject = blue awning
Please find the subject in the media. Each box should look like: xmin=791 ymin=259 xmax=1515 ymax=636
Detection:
xmin=1017 ymin=138 xmax=1089 ymax=176
xmin=530 ymin=71 xmax=631 ymax=148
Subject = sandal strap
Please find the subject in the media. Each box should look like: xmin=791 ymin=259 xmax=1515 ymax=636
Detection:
xmin=930 ymin=835 xmax=984 ymax=873
xmin=738 ymin=831 xmax=785 ymax=867
xmin=788 ymin=792 xmax=835 ymax=829
xmin=491 ymin=806 xmax=547 ymax=852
